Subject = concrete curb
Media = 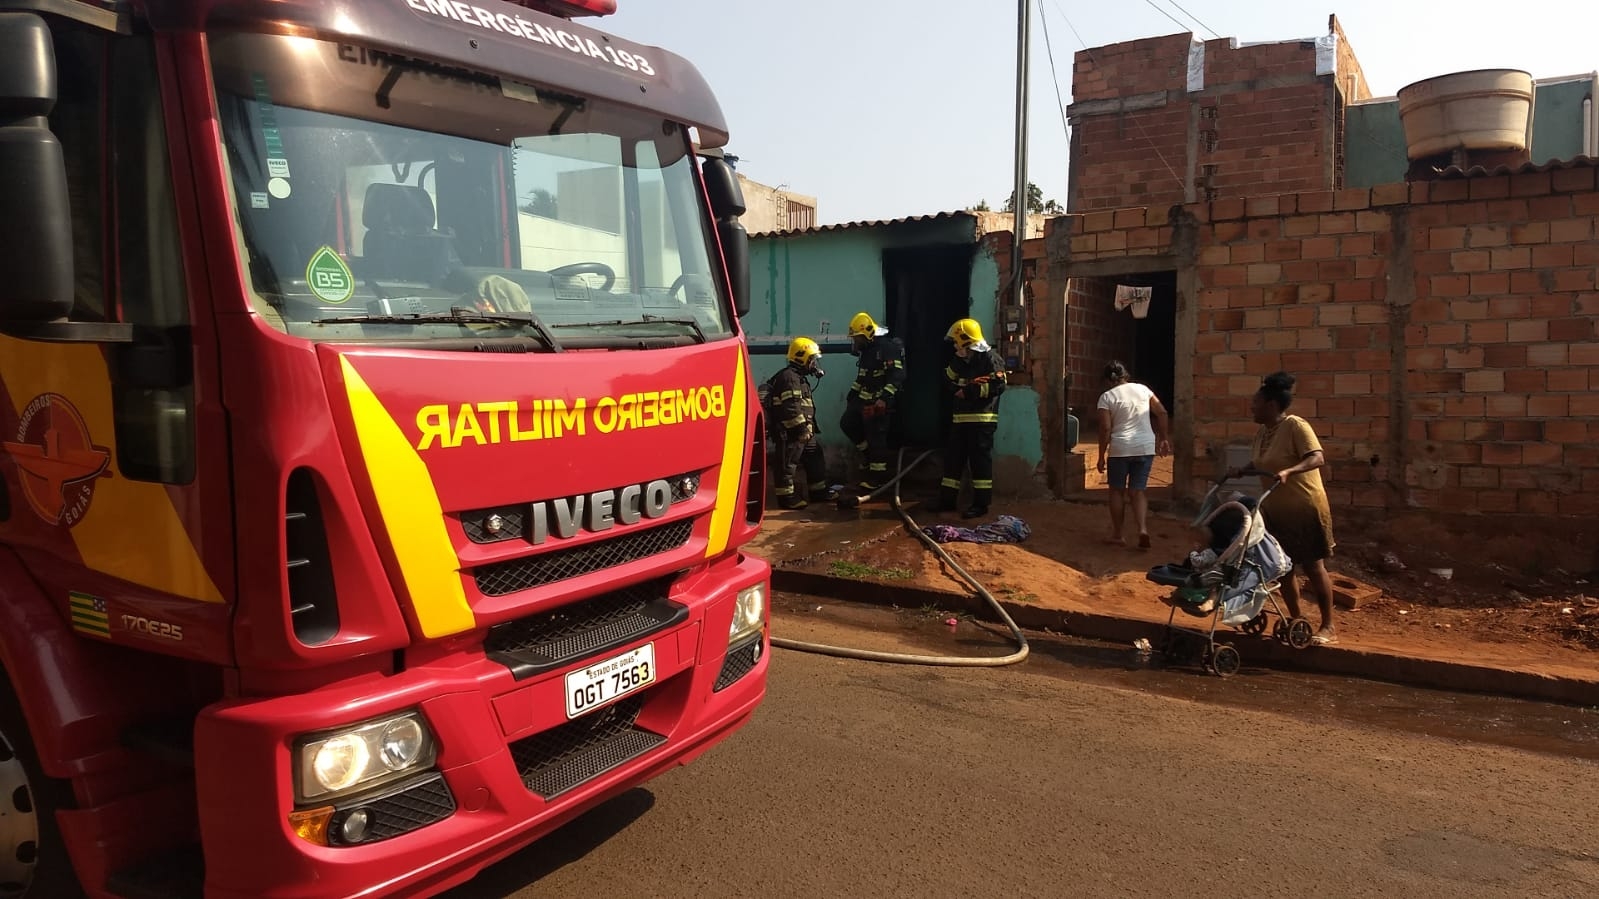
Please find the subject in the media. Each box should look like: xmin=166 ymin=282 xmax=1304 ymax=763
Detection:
xmin=771 ymin=569 xmax=1599 ymax=707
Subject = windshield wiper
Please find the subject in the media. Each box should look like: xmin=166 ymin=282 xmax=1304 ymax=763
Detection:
xmin=316 ymin=307 xmax=563 ymax=352
xmin=553 ymin=315 xmax=707 ymax=344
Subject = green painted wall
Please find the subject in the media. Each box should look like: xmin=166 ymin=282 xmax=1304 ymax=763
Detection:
xmin=746 ymin=218 xmax=1042 ymax=488
xmin=1345 ymin=79 xmax=1595 ymax=188
xmin=1531 ymin=79 xmax=1591 ymax=164
xmin=1345 ymin=101 xmax=1409 ymax=189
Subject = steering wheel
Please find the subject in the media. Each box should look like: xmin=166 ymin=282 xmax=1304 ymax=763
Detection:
xmin=549 ymin=262 xmax=616 ymax=292
xmin=667 ymin=272 xmax=712 ymax=303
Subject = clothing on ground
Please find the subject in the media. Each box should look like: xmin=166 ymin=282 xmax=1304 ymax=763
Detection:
xmin=922 ymin=515 xmax=1032 ymax=545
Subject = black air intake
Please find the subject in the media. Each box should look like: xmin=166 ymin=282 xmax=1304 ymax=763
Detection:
xmin=744 ymin=412 xmax=765 ymax=525
xmin=285 ymin=469 xmax=339 ymax=644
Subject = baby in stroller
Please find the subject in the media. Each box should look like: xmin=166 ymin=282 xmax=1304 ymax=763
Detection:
xmin=1145 ymin=483 xmax=1313 ymax=676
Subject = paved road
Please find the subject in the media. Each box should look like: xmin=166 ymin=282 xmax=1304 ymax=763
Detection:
xmin=449 ymin=597 xmax=1599 ymax=899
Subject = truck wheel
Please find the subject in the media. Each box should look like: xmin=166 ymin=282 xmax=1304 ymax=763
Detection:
xmin=0 ymin=686 xmax=83 ymax=898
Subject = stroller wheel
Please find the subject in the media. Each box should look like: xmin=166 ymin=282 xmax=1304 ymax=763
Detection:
xmin=1272 ymin=620 xmax=1289 ymax=643
xmin=1287 ymin=617 xmax=1315 ymax=649
xmin=1241 ymin=613 xmax=1269 ymax=636
xmin=1209 ymin=644 xmax=1242 ymax=678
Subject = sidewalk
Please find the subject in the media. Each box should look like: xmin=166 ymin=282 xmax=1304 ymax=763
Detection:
xmin=751 ymin=498 xmax=1599 ymax=706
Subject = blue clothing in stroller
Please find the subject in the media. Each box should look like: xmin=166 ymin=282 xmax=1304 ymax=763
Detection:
xmin=1152 ymin=489 xmax=1293 ymax=625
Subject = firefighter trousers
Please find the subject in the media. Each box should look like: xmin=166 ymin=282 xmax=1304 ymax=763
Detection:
xmin=772 ymin=431 xmax=830 ymax=503
xmin=839 ymin=404 xmax=892 ymax=491
xmin=940 ymin=422 xmax=997 ymax=510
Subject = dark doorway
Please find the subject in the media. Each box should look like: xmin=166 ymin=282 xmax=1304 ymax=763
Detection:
xmin=1065 ymin=270 xmax=1177 ymax=418
xmin=881 ymin=244 xmax=977 ymax=449
xmin=1123 ymin=270 xmax=1178 ymax=415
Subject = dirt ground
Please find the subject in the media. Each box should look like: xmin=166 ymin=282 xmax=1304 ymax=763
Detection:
xmin=754 ymin=437 xmax=1599 ymax=679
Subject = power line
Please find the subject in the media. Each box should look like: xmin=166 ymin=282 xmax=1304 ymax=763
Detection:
xmin=1142 ymin=0 xmax=1191 ymax=35
xmin=1037 ymin=0 xmax=1072 ymax=148
xmin=1165 ymin=0 xmax=1222 ymax=40
xmin=1050 ymin=0 xmax=1184 ymax=191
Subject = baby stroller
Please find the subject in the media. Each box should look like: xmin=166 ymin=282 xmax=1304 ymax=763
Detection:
xmin=1144 ymin=482 xmax=1314 ymax=677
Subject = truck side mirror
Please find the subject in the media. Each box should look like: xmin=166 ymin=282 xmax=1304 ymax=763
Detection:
xmin=0 ymin=13 xmax=75 ymax=324
xmin=700 ymin=157 xmax=750 ymax=317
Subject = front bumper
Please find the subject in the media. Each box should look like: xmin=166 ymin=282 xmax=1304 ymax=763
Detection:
xmin=193 ymin=553 xmax=769 ymax=898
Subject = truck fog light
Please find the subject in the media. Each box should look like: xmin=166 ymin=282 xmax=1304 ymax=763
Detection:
xmin=340 ymin=809 xmax=373 ymax=844
xmin=729 ymin=583 xmax=766 ymax=644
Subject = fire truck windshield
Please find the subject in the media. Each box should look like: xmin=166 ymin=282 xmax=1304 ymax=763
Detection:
xmin=208 ymin=32 xmax=731 ymax=346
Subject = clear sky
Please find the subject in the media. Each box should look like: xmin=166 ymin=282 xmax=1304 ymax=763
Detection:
xmin=599 ymin=1 xmax=1599 ymax=226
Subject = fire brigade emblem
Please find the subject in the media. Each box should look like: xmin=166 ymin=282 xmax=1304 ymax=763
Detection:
xmin=1 ymin=393 xmax=111 ymax=527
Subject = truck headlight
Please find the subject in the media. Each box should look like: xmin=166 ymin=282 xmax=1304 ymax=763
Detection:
xmin=296 ymin=711 xmax=437 ymax=803
xmin=729 ymin=583 xmax=766 ymax=644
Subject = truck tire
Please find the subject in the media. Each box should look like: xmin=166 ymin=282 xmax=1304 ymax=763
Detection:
xmin=0 ymin=684 xmax=84 ymax=898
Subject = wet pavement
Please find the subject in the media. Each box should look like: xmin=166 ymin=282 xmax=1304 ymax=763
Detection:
xmin=453 ymin=590 xmax=1599 ymax=899
xmin=772 ymin=592 xmax=1599 ymax=762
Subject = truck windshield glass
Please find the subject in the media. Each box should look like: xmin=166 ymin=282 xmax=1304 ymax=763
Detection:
xmin=208 ymin=33 xmax=729 ymax=345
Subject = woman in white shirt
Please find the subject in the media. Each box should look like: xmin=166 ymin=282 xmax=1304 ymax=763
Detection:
xmin=1095 ymin=361 xmax=1172 ymax=549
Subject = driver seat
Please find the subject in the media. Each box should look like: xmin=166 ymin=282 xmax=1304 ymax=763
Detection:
xmin=361 ymin=183 xmax=460 ymax=284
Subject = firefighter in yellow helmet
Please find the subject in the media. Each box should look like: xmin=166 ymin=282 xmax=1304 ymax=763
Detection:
xmin=763 ymin=337 xmax=837 ymax=509
xmin=937 ymin=318 xmax=1007 ymax=518
xmin=838 ymin=311 xmax=905 ymax=500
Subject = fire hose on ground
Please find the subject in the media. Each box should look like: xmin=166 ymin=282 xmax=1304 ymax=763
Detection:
xmin=769 ymin=447 xmax=1031 ymax=667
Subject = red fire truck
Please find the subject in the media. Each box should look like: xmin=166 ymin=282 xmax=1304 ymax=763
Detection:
xmin=0 ymin=0 xmax=768 ymax=895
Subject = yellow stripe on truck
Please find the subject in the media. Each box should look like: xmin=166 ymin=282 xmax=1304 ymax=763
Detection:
xmin=704 ymin=351 xmax=747 ymax=558
xmin=339 ymin=357 xmax=475 ymax=639
xmin=0 ymin=337 xmax=222 ymax=602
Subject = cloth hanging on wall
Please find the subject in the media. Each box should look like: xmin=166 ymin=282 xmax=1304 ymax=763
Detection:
xmin=1114 ymin=285 xmax=1153 ymax=320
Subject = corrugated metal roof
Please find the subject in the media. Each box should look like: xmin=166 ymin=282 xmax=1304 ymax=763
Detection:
xmin=1430 ymin=155 xmax=1599 ymax=179
xmin=751 ymin=210 xmax=975 ymax=238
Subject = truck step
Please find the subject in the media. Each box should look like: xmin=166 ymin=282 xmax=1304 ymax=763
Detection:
xmin=105 ymin=843 xmax=204 ymax=899
xmin=120 ymin=717 xmax=196 ymax=768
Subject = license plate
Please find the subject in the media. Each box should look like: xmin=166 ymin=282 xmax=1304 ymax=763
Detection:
xmin=564 ymin=643 xmax=656 ymax=719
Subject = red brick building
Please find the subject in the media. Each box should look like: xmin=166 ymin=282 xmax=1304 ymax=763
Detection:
xmin=1022 ymin=19 xmax=1598 ymax=535
xmin=1067 ymin=16 xmax=1370 ymax=212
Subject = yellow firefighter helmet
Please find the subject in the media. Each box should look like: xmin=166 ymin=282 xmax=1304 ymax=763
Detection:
xmin=848 ymin=312 xmax=887 ymax=339
xmin=946 ymin=318 xmax=987 ymax=350
xmin=787 ymin=336 xmax=821 ymax=367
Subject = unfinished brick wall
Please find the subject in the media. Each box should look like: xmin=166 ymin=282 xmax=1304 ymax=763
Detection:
xmin=1403 ymin=170 xmax=1599 ymax=516
xmin=1187 ymin=188 xmax=1396 ymax=510
xmin=986 ymin=230 xmax=1050 ymax=389
xmin=1068 ymin=20 xmax=1365 ymax=212
xmin=1065 ymin=278 xmax=1137 ymax=416
xmin=1048 ymin=165 xmax=1599 ymax=519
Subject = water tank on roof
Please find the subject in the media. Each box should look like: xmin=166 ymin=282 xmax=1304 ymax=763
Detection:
xmin=1396 ymin=69 xmax=1534 ymax=161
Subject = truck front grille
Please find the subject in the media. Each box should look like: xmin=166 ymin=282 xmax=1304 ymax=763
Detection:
xmin=461 ymin=472 xmax=701 ymax=544
xmin=472 ymin=519 xmax=693 ymax=597
xmin=486 ymin=578 xmax=687 ymax=679
xmin=510 ymin=697 xmax=665 ymax=799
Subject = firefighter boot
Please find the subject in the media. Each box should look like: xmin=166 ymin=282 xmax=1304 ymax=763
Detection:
xmin=777 ymin=495 xmax=809 ymax=511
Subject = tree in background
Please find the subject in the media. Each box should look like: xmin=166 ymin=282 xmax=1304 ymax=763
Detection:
xmin=1003 ymin=181 xmax=1063 ymax=215
xmin=522 ymin=188 xmax=558 ymax=218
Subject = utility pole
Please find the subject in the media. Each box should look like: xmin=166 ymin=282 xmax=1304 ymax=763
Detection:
xmin=1010 ymin=0 xmax=1030 ymax=311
